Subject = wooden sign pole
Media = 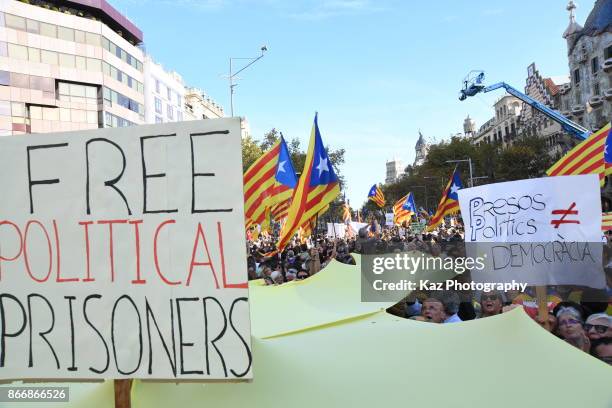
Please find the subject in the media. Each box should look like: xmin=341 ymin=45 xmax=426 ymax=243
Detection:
xmin=114 ymin=379 xmax=133 ymax=408
xmin=535 ymin=286 xmax=550 ymax=331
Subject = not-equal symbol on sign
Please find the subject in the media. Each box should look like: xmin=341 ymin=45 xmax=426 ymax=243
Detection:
xmin=550 ymin=202 xmax=580 ymax=228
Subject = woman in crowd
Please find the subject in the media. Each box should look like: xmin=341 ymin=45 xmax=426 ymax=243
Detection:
xmin=556 ymin=306 xmax=590 ymax=352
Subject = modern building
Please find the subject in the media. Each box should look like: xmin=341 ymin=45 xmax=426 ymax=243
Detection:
xmin=184 ymin=87 xmax=224 ymax=120
xmin=385 ymin=158 xmax=404 ymax=184
xmin=472 ymin=95 xmax=522 ymax=147
xmin=0 ymin=0 xmax=146 ymax=135
xmin=143 ymin=55 xmax=185 ymax=124
xmin=414 ymin=131 xmax=428 ymax=166
xmin=558 ymin=0 xmax=611 ymax=132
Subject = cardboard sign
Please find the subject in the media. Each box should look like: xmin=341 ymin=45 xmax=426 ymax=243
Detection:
xmin=385 ymin=213 xmax=394 ymax=227
xmin=0 ymin=119 xmax=252 ymax=380
xmin=458 ymin=175 xmax=605 ymax=287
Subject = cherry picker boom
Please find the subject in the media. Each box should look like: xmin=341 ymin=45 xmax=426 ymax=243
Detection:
xmin=458 ymin=70 xmax=590 ymax=140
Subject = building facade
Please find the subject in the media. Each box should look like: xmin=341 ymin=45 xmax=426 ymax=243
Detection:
xmin=385 ymin=158 xmax=404 ymax=184
xmin=184 ymin=87 xmax=224 ymax=120
xmin=559 ymin=0 xmax=611 ymax=132
xmin=0 ymin=0 xmax=146 ymax=135
xmin=472 ymin=95 xmax=522 ymax=147
xmin=143 ymin=55 xmax=185 ymax=124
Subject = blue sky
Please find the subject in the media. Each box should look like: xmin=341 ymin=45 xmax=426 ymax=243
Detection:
xmin=113 ymin=0 xmax=594 ymax=206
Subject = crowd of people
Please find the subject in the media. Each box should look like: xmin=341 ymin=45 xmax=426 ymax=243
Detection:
xmin=246 ymin=217 xmax=612 ymax=365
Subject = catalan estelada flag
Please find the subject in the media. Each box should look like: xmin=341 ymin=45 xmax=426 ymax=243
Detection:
xmin=277 ymin=114 xmax=340 ymax=251
xmin=547 ymin=122 xmax=611 ymax=186
xmin=368 ymin=184 xmax=385 ymax=207
xmin=602 ymin=212 xmax=612 ymax=231
xmin=425 ymin=168 xmax=463 ymax=232
xmin=393 ymin=192 xmax=416 ymax=225
xmin=243 ymin=136 xmax=297 ymax=228
xmin=342 ymin=202 xmax=352 ymax=223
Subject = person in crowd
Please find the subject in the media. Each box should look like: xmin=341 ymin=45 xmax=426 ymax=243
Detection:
xmin=556 ymin=306 xmax=590 ymax=352
xmin=479 ymin=290 xmax=504 ymax=318
xmin=421 ymin=291 xmax=462 ymax=323
xmin=584 ymin=313 xmax=612 ymax=341
xmin=590 ymin=338 xmax=611 ymax=365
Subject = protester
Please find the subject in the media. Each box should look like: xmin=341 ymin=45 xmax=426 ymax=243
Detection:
xmin=479 ymin=290 xmax=504 ymax=318
xmin=556 ymin=306 xmax=590 ymax=352
xmin=590 ymin=338 xmax=612 ymax=365
xmin=584 ymin=313 xmax=612 ymax=341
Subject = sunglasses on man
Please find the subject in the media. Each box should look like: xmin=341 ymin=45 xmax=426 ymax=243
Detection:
xmin=584 ymin=323 xmax=609 ymax=334
xmin=481 ymin=294 xmax=499 ymax=301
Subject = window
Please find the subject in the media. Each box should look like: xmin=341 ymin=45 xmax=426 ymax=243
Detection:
xmin=7 ymin=43 xmax=28 ymax=60
xmin=0 ymin=42 xmax=6 ymax=57
xmin=10 ymin=72 xmax=29 ymax=88
xmin=167 ymin=87 xmax=172 ymax=101
xmin=591 ymin=57 xmax=599 ymax=74
xmin=59 ymin=53 xmax=75 ymax=68
xmin=60 ymin=108 xmax=71 ymax=122
xmin=0 ymin=71 xmax=10 ymax=86
xmin=177 ymin=111 xmax=183 ymax=121
xmin=74 ymin=30 xmax=85 ymax=44
xmin=28 ymin=47 xmax=40 ymax=63
xmin=155 ymin=79 xmax=160 ymax=93
xmin=40 ymin=22 xmax=57 ymax=38
xmin=155 ymin=116 xmax=163 ymax=124
xmin=29 ymin=105 xmax=42 ymax=120
xmin=594 ymin=82 xmax=600 ymax=96
xmin=76 ymin=55 xmax=86 ymax=70
xmin=85 ymin=32 xmax=101 ymax=46
xmin=58 ymin=26 xmax=74 ymax=42
xmin=11 ymin=102 xmax=24 ymax=117
xmin=26 ymin=19 xmax=39 ymax=34
xmin=86 ymin=58 xmax=101 ymax=72
xmin=41 ymin=50 xmax=58 ymax=65
xmin=605 ymin=45 xmax=612 ymax=60
xmin=573 ymin=68 xmax=580 ymax=85
xmin=155 ymin=97 xmax=162 ymax=114
xmin=5 ymin=14 xmax=26 ymax=30
xmin=167 ymin=105 xmax=174 ymax=120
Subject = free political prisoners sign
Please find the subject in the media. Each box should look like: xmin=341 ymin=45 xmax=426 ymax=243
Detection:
xmin=0 ymin=119 xmax=252 ymax=380
xmin=458 ymin=175 xmax=605 ymax=288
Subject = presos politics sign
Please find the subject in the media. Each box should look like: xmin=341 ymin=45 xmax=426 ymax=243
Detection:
xmin=0 ymin=119 xmax=252 ymax=380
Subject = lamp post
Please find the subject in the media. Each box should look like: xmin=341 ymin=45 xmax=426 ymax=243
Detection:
xmin=445 ymin=158 xmax=474 ymax=187
xmin=229 ymin=46 xmax=267 ymax=117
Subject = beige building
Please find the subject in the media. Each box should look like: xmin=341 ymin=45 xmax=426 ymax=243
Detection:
xmin=0 ymin=0 xmax=146 ymax=135
xmin=184 ymin=87 xmax=224 ymax=120
xmin=472 ymin=95 xmax=522 ymax=147
xmin=144 ymin=55 xmax=185 ymax=124
xmin=385 ymin=158 xmax=404 ymax=184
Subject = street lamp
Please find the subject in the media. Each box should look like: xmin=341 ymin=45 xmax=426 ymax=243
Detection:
xmin=228 ymin=45 xmax=268 ymax=117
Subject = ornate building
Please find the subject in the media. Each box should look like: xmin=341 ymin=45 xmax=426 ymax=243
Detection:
xmin=518 ymin=63 xmax=572 ymax=156
xmin=413 ymin=131 xmax=429 ymax=166
xmin=558 ymin=0 xmax=611 ymax=132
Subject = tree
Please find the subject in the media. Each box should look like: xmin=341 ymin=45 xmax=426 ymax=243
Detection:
xmin=241 ymin=134 xmax=262 ymax=172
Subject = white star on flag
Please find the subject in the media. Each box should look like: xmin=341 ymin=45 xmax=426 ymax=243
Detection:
xmin=277 ymin=160 xmax=286 ymax=174
xmin=450 ymin=183 xmax=460 ymax=196
xmin=316 ymin=156 xmax=329 ymax=176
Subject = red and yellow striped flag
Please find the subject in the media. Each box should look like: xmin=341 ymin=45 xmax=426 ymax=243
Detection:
xmin=276 ymin=114 xmax=340 ymax=251
xmin=342 ymin=202 xmax=351 ymax=223
xmin=367 ymin=184 xmax=386 ymax=207
xmin=602 ymin=212 xmax=612 ymax=231
xmin=546 ymin=123 xmax=611 ymax=186
xmin=425 ymin=168 xmax=462 ymax=232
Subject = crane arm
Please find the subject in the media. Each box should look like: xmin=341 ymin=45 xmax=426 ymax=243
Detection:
xmin=483 ymin=82 xmax=590 ymax=140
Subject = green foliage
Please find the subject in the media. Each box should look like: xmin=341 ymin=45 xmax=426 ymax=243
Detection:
xmin=373 ymin=135 xmax=554 ymax=213
xmin=241 ymin=134 xmax=263 ymax=172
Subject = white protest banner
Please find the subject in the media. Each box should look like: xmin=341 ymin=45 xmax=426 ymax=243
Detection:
xmin=0 ymin=119 xmax=252 ymax=380
xmin=385 ymin=213 xmax=394 ymax=226
xmin=458 ymin=174 xmax=605 ymax=287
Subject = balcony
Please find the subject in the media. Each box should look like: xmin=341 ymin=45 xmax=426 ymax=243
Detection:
xmin=605 ymin=88 xmax=612 ymax=100
xmin=559 ymin=83 xmax=571 ymax=95
xmin=603 ymin=58 xmax=612 ymax=73
xmin=571 ymin=105 xmax=585 ymax=115
xmin=561 ymin=110 xmax=572 ymax=118
xmin=589 ymin=95 xmax=604 ymax=108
